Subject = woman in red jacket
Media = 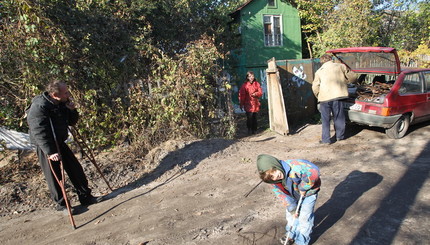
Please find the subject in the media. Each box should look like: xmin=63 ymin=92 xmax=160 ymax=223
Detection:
xmin=239 ymin=71 xmax=263 ymax=134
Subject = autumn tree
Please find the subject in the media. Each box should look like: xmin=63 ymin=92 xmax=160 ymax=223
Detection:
xmin=283 ymin=0 xmax=428 ymax=57
xmin=311 ymin=0 xmax=378 ymax=56
xmin=388 ymin=1 xmax=430 ymax=51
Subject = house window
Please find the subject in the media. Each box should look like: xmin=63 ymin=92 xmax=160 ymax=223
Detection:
xmin=264 ymin=15 xmax=282 ymax=47
xmin=268 ymin=0 xmax=275 ymax=7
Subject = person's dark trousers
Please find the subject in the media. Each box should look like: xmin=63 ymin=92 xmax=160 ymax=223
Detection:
xmin=246 ymin=112 xmax=258 ymax=134
xmin=319 ymin=100 xmax=345 ymax=143
xmin=36 ymin=142 xmax=92 ymax=207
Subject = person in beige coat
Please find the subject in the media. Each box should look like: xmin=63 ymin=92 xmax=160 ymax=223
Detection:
xmin=312 ymin=54 xmax=352 ymax=144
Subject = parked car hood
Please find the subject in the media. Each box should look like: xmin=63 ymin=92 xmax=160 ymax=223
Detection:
xmin=326 ymin=47 xmax=401 ymax=75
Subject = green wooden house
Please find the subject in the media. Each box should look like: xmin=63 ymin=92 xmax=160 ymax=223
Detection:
xmin=228 ymin=0 xmax=302 ymax=109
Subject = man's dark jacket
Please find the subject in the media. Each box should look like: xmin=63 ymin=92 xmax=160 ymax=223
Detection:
xmin=26 ymin=92 xmax=79 ymax=155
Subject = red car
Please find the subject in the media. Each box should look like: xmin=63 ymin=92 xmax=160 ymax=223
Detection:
xmin=326 ymin=47 xmax=430 ymax=139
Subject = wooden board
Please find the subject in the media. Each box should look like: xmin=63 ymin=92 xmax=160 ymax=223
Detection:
xmin=266 ymin=58 xmax=289 ymax=135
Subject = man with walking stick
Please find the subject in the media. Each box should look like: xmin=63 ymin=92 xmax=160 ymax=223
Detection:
xmin=256 ymin=154 xmax=321 ymax=245
xmin=26 ymin=79 xmax=103 ymax=215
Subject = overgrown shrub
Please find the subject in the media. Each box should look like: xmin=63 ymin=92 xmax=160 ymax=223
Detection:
xmin=0 ymin=0 xmax=237 ymax=154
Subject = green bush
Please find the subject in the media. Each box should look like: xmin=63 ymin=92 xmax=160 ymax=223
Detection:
xmin=0 ymin=0 xmax=236 ymax=153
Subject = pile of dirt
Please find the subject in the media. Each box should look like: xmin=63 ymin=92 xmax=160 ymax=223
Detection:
xmin=0 ymin=139 xmax=189 ymax=217
xmin=0 ymin=150 xmax=44 ymax=215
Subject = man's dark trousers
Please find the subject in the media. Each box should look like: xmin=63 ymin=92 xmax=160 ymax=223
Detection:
xmin=319 ymin=100 xmax=345 ymax=143
xmin=36 ymin=142 xmax=91 ymax=206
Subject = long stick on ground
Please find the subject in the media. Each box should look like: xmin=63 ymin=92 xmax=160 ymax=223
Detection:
xmin=284 ymin=195 xmax=304 ymax=245
xmin=244 ymin=180 xmax=263 ymax=198
xmin=69 ymin=126 xmax=113 ymax=191
xmin=49 ymin=118 xmax=76 ymax=229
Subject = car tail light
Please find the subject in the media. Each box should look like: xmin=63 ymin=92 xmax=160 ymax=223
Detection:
xmin=380 ymin=107 xmax=391 ymax=116
xmin=366 ymin=106 xmax=391 ymax=116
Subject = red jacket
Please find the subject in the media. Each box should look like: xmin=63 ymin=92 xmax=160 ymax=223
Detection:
xmin=239 ymin=80 xmax=262 ymax=113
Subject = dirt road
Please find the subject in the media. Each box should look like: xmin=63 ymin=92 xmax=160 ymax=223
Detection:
xmin=1 ymin=122 xmax=430 ymax=245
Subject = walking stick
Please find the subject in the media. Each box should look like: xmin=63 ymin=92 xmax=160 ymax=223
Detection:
xmin=49 ymin=118 xmax=76 ymax=229
xmin=69 ymin=126 xmax=113 ymax=192
xmin=244 ymin=180 xmax=263 ymax=198
xmin=284 ymin=195 xmax=304 ymax=245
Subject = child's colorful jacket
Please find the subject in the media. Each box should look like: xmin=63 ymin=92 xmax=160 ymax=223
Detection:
xmin=257 ymin=154 xmax=321 ymax=211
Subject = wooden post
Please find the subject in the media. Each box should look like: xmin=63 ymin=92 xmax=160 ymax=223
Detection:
xmin=266 ymin=58 xmax=289 ymax=135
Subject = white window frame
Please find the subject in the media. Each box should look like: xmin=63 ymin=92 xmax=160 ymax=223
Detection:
xmin=263 ymin=15 xmax=283 ymax=47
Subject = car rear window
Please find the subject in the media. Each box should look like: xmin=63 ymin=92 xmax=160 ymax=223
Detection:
xmin=334 ymin=52 xmax=398 ymax=74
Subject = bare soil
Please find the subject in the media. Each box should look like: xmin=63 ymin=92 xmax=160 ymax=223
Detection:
xmin=1 ymin=115 xmax=430 ymax=245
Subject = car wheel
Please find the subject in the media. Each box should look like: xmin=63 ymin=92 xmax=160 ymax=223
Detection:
xmin=386 ymin=114 xmax=410 ymax=139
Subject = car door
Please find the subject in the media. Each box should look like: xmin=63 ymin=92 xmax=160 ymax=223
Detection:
xmin=423 ymin=71 xmax=430 ymax=122
xmin=397 ymin=72 xmax=426 ymax=120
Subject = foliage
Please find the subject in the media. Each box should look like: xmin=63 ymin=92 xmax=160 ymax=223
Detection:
xmin=284 ymin=0 xmax=429 ymax=58
xmin=1 ymin=0 xmax=70 ymax=130
xmin=412 ymin=44 xmax=430 ymax=68
xmin=1 ymin=0 xmax=239 ymax=152
xmin=398 ymin=44 xmax=430 ymax=68
xmin=310 ymin=0 xmax=378 ymax=56
xmin=388 ymin=1 xmax=430 ymax=51
xmin=123 ymin=35 xmax=234 ymax=151
xmin=284 ymin=0 xmax=338 ymax=34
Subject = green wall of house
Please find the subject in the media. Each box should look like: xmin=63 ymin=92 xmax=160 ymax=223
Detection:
xmin=239 ymin=0 xmax=302 ymax=68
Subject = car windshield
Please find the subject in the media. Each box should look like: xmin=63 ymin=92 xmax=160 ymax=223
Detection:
xmin=333 ymin=52 xmax=398 ymax=74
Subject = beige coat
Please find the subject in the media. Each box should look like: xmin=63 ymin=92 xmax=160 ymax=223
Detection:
xmin=312 ymin=61 xmax=352 ymax=102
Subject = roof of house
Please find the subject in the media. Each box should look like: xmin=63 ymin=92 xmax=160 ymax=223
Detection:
xmin=229 ymin=0 xmax=254 ymax=18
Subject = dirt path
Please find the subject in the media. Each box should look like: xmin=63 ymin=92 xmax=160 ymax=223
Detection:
xmin=1 ymin=122 xmax=430 ymax=245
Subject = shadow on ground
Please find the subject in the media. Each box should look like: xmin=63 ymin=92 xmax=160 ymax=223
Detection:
xmin=349 ymin=141 xmax=430 ymax=244
xmin=312 ymin=171 xmax=383 ymax=243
